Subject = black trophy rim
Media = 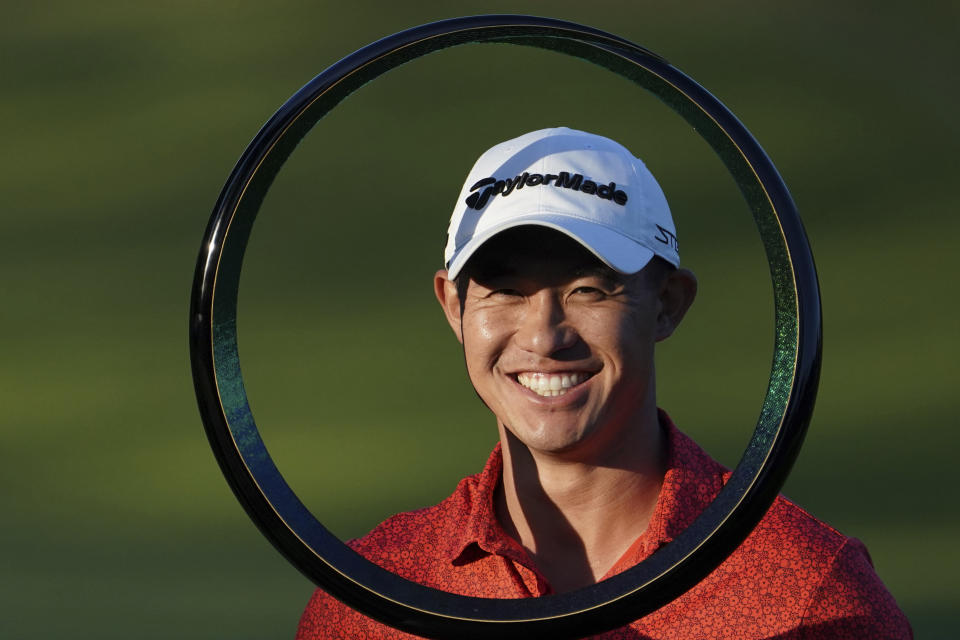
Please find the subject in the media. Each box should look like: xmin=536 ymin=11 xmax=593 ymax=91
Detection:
xmin=189 ymin=14 xmax=821 ymax=640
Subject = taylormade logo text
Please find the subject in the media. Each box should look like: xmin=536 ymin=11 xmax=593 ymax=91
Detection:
xmin=464 ymin=171 xmax=629 ymax=210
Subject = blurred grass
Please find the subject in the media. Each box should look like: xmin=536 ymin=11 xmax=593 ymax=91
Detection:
xmin=1 ymin=1 xmax=957 ymax=638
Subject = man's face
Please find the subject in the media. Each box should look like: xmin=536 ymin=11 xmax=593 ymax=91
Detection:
xmin=442 ymin=228 xmax=674 ymax=458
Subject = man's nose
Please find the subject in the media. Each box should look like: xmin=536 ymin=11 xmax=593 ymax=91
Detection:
xmin=515 ymin=292 xmax=577 ymax=356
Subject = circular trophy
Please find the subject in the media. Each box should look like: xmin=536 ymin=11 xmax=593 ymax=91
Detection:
xmin=190 ymin=15 xmax=821 ymax=640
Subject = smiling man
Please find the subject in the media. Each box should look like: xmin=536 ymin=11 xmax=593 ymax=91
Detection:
xmin=296 ymin=128 xmax=911 ymax=638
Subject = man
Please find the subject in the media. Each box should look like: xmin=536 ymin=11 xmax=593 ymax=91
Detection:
xmin=297 ymin=128 xmax=911 ymax=638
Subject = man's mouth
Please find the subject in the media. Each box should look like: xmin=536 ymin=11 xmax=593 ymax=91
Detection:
xmin=515 ymin=372 xmax=593 ymax=397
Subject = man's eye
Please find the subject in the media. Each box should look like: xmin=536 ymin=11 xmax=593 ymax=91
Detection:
xmin=490 ymin=288 xmax=522 ymax=297
xmin=572 ymin=286 xmax=604 ymax=296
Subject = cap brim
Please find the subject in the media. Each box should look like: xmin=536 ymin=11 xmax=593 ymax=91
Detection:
xmin=446 ymin=214 xmax=656 ymax=280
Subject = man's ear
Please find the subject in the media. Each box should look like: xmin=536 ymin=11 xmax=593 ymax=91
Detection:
xmin=434 ymin=269 xmax=464 ymax=344
xmin=656 ymin=268 xmax=698 ymax=342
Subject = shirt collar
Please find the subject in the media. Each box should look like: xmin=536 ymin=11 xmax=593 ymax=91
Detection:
xmin=627 ymin=410 xmax=728 ymax=563
xmin=447 ymin=410 xmax=727 ymax=568
xmin=446 ymin=441 xmax=532 ymax=566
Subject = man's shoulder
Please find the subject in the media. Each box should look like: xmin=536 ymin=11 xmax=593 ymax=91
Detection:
xmin=673 ymin=480 xmax=911 ymax=636
xmin=725 ymin=486 xmax=853 ymax=579
xmin=756 ymin=496 xmax=911 ymax=635
xmin=348 ymin=501 xmax=450 ymax=569
xmin=348 ymin=465 xmax=488 ymax=572
xmin=759 ymin=492 xmax=849 ymax=554
xmin=295 ymin=462 xmax=498 ymax=640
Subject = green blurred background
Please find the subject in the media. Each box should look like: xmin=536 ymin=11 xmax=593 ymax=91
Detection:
xmin=2 ymin=2 xmax=956 ymax=637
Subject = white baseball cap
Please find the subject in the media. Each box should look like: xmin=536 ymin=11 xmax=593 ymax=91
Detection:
xmin=444 ymin=127 xmax=679 ymax=279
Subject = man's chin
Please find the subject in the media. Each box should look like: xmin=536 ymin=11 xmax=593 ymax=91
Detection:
xmin=503 ymin=423 xmax=595 ymax=458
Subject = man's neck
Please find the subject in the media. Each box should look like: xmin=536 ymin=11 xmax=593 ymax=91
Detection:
xmin=494 ymin=411 xmax=667 ymax=593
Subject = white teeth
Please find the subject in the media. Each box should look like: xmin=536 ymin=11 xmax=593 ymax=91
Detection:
xmin=516 ymin=372 xmax=589 ymax=397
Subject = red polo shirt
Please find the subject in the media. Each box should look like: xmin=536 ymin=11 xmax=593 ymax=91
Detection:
xmin=297 ymin=414 xmax=911 ymax=638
